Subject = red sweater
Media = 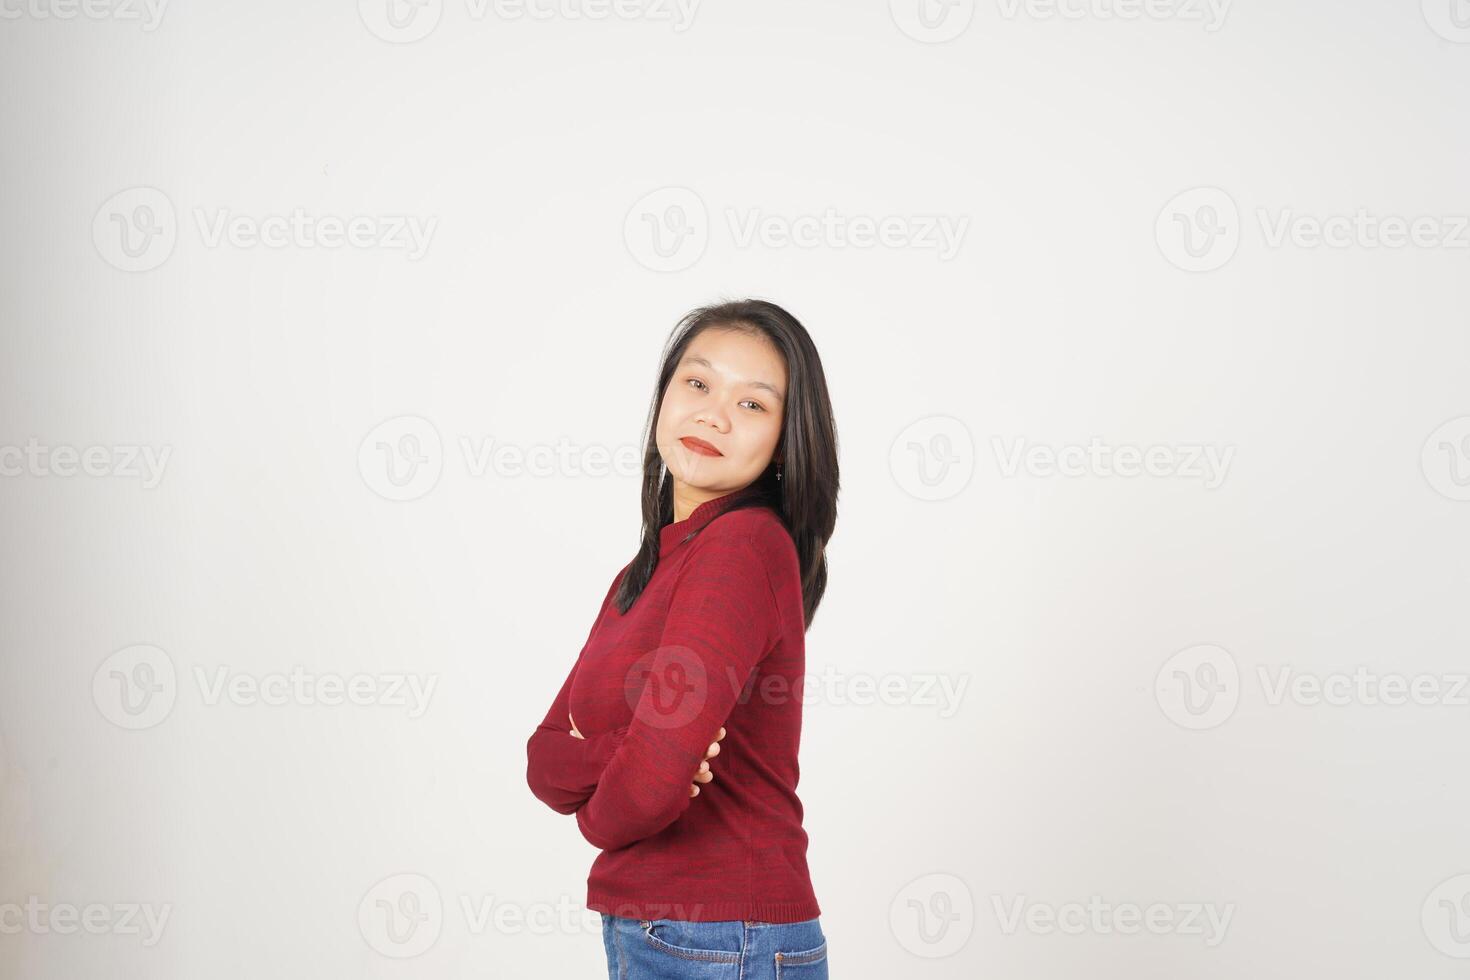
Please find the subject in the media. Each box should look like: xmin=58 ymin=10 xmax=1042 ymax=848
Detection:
xmin=525 ymin=486 xmax=821 ymax=923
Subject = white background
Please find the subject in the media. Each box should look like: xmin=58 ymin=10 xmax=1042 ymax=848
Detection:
xmin=3 ymin=1 xmax=1470 ymax=977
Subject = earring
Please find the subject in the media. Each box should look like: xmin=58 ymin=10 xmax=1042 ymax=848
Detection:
xmin=775 ymin=462 xmax=782 ymax=482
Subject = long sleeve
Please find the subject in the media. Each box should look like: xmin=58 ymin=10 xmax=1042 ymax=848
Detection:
xmin=525 ymin=664 xmax=628 ymax=814
xmin=574 ymin=530 xmax=779 ymax=851
xmin=525 ymin=566 xmax=630 ymax=815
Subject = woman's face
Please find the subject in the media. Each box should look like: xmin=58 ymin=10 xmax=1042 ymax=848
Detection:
xmin=656 ymin=326 xmax=787 ymax=497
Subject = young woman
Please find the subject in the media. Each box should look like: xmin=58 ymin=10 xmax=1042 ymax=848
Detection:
xmin=525 ymin=298 xmax=840 ymax=979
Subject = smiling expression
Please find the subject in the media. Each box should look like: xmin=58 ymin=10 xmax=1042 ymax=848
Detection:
xmin=656 ymin=326 xmax=787 ymax=502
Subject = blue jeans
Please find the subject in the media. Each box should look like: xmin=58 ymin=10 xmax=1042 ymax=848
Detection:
xmin=601 ymin=913 xmax=829 ymax=979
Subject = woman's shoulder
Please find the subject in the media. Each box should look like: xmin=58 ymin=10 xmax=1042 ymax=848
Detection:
xmin=698 ymin=505 xmax=798 ymax=572
xmin=694 ymin=506 xmax=802 ymax=630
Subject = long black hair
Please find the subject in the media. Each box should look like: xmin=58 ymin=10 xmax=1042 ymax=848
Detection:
xmin=612 ymin=298 xmax=840 ymax=628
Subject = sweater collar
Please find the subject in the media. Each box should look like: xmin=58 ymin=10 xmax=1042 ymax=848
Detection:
xmin=658 ymin=484 xmax=761 ymax=556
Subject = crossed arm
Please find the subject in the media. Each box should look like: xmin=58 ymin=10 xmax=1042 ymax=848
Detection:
xmin=524 ymin=663 xmax=630 ymax=814
xmin=525 ymin=569 xmax=629 ymax=814
xmin=525 ymin=531 xmax=779 ymax=850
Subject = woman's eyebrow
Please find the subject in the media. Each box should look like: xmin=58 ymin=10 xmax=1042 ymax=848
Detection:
xmin=681 ymin=355 xmax=785 ymax=402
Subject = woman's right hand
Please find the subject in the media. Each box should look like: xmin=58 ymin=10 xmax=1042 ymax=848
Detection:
xmin=690 ymin=726 xmax=726 ymax=797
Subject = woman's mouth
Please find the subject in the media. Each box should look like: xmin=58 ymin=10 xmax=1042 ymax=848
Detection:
xmin=680 ymin=436 xmax=723 ymax=457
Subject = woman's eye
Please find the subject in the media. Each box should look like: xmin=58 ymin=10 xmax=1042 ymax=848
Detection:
xmin=685 ymin=379 xmax=762 ymax=412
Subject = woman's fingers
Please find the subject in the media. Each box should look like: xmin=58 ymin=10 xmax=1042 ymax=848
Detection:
xmin=691 ymin=729 xmax=727 ymax=797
